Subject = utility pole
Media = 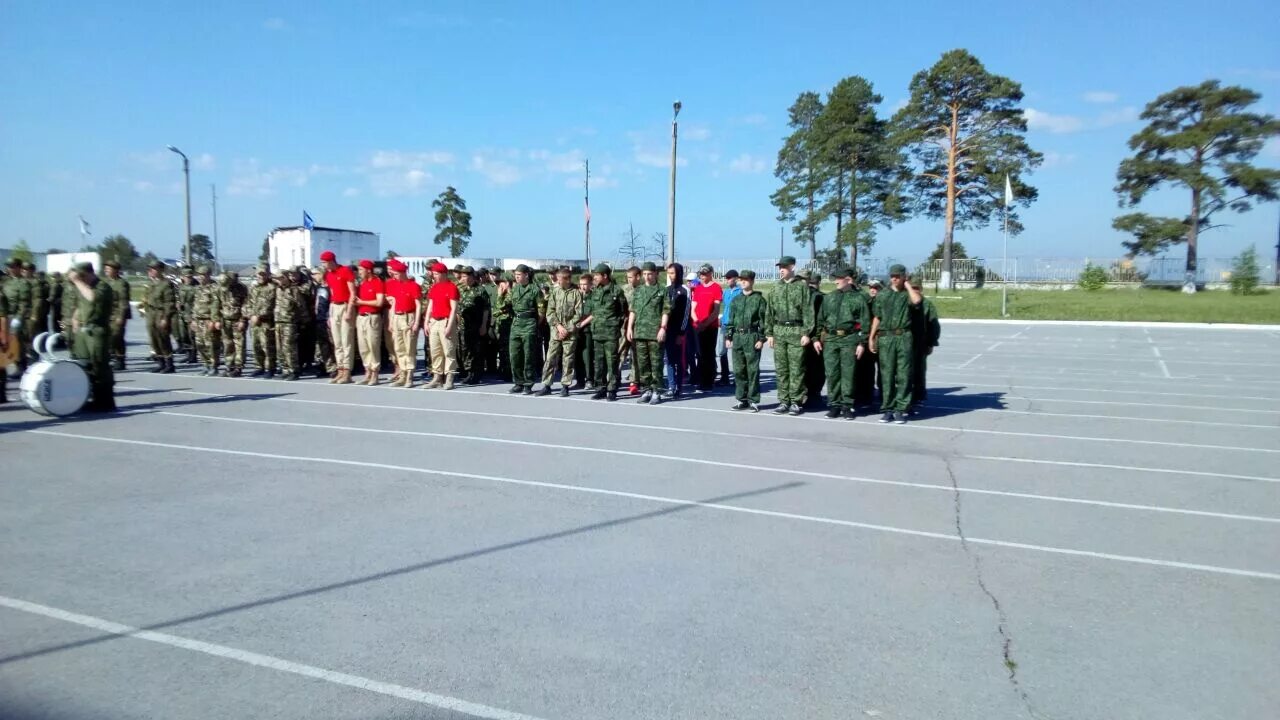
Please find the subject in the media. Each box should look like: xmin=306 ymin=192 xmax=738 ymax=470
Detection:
xmin=779 ymin=226 xmax=784 ymax=258
xmin=584 ymin=159 xmax=591 ymax=270
xmin=211 ymin=184 xmax=220 ymax=273
xmin=668 ymin=101 xmax=681 ymax=264
xmin=167 ymin=145 xmax=192 ymax=267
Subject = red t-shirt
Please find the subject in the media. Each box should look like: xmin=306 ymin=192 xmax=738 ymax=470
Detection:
xmin=386 ymin=278 xmax=421 ymax=314
xmin=691 ymin=282 xmax=724 ymax=326
xmin=428 ymin=280 xmax=460 ymax=319
xmin=357 ymin=276 xmax=385 ymax=315
xmin=325 ymin=266 xmax=355 ymax=304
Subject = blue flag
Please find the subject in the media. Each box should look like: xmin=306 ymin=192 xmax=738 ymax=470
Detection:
xmin=303 ymin=211 xmax=314 ymax=230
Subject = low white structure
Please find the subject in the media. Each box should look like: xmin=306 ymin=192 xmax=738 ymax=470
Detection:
xmin=396 ymin=256 xmax=499 ymax=277
xmin=45 ymin=252 xmax=100 ymax=274
xmin=267 ymin=226 xmax=379 ymax=272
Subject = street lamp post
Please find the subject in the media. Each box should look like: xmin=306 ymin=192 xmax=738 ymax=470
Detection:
xmin=668 ymin=101 xmax=681 ymax=264
xmin=167 ymin=145 xmax=192 ymax=267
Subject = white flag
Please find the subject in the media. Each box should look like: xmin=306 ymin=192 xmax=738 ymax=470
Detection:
xmin=79 ymin=215 xmax=91 ymax=238
xmin=1004 ymin=175 xmax=1013 ymax=207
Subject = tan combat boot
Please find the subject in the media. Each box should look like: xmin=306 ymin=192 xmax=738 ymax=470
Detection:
xmin=443 ymin=374 xmax=455 ymax=391
xmin=336 ymin=369 xmax=353 ymax=384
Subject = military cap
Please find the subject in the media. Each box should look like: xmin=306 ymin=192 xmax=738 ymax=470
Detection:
xmin=698 ymin=263 xmax=714 ymax=275
xmin=592 ymin=262 xmax=612 ymax=275
xmin=888 ymin=263 xmax=907 ymax=276
xmin=310 ymin=266 xmax=324 ymax=276
xmin=23 ymin=261 xmax=36 ymax=270
xmin=739 ymin=270 xmax=757 ymax=281
xmin=49 ymin=271 xmax=62 ymax=279
xmin=809 ymin=272 xmax=822 ymax=283
xmin=724 ymin=269 xmax=739 ymax=279
xmin=181 ymin=266 xmax=194 ymax=276
xmin=73 ymin=261 xmax=94 ymax=273
xmin=148 ymin=259 xmax=166 ymax=270
xmin=868 ymin=279 xmax=883 ymax=288
xmin=626 ymin=265 xmax=641 ymax=274
xmin=797 ymin=269 xmax=811 ymax=280
xmin=489 ymin=266 xmax=504 ymax=274
xmin=196 ymin=264 xmax=210 ymax=274
xmin=515 ymin=264 xmax=533 ymax=274
xmin=5 ymin=258 xmax=20 ymax=267
xmin=639 ymin=261 xmax=658 ymax=272
xmin=459 ymin=265 xmax=475 ymax=275
xmin=776 ymin=255 xmax=797 ymax=267
xmin=833 ymin=267 xmax=854 ymax=279
xmin=255 ymin=264 xmax=270 ymax=274
xmin=103 ymin=259 xmax=122 ymax=270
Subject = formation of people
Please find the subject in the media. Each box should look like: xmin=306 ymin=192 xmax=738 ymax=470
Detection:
xmin=1 ymin=255 xmax=941 ymax=423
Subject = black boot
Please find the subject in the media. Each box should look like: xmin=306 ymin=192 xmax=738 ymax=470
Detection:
xmin=112 ymin=358 xmax=126 ymax=371
xmin=163 ymin=357 xmax=176 ymax=374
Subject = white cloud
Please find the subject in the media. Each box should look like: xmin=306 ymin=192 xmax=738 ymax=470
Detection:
xmin=361 ymin=150 xmax=452 ymax=196
xmin=1083 ymin=91 xmax=1119 ymax=104
xmin=370 ymin=169 xmax=432 ymax=196
xmin=194 ymin=153 xmax=216 ymax=171
xmin=737 ymin=113 xmax=767 ymax=126
xmin=683 ymin=124 xmax=711 ymax=141
xmin=728 ymin=153 xmax=766 ymax=174
xmin=1024 ymin=108 xmax=1085 ymax=134
xmin=342 ymin=187 xmax=361 ymax=197
xmin=263 ymin=17 xmax=287 ymax=30
xmin=227 ymin=159 xmax=308 ymax=197
xmin=567 ymin=175 xmax=618 ymax=190
xmin=470 ymin=154 xmax=521 ymax=186
xmin=1040 ymin=151 xmax=1078 ymax=169
xmin=133 ymin=180 xmax=155 ymax=193
xmin=368 ymin=150 xmax=454 ymax=169
xmin=541 ymin=148 xmax=585 ymax=174
xmin=1096 ymin=106 xmax=1139 ymax=128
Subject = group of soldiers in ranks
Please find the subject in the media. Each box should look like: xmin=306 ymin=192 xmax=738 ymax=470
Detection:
xmin=2 ymin=253 xmax=940 ymax=423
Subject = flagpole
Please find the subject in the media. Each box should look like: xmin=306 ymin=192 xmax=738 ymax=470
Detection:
xmin=1001 ymin=204 xmax=1009 ymax=317
xmin=584 ymin=159 xmax=591 ymax=270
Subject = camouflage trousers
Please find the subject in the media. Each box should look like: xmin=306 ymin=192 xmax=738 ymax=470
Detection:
xmin=540 ymin=331 xmax=576 ymax=387
xmin=876 ymin=331 xmax=914 ymax=413
xmin=633 ymin=338 xmax=663 ymax=392
xmin=772 ymin=327 xmax=807 ymax=406
xmin=221 ymin=320 xmax=246 ymax=369
xmin=252 ymin=321 xmax=276 ymax=372
xmin=822 ymin=336 xmax=860 ymax=409
xmin=275 ymin=321 xmax=298 ymax=373
xmin=147 ymin=312 xmax=173 ymax=358
xmin=194 ymin=318 xmax=221 ymax=368
xmin=314 ymin=321 xmax=336 ymax=373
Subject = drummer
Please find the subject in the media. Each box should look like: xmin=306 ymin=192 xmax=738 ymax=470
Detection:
xmin=67 ymin=261 xmax=116 ymax=412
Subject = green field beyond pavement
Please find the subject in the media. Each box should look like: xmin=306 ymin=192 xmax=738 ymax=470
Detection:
xmin=924 ymin=288 xmax=1280 ymax=324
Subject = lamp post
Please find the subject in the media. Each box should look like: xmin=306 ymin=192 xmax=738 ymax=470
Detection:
xmin=668 ymin=101 xmax=681 ymax=264
xmin=167 ymin=145 xmax=192 ymax=267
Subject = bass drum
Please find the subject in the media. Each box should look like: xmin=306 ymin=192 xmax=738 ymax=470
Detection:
xmin=19 ymin=360 xmax=90 ymax=417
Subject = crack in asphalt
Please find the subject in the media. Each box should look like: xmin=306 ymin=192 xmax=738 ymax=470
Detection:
xmin=943 ymin=457 xmax=1047 ymax=719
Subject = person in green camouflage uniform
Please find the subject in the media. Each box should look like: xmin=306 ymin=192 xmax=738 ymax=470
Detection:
xmin=48 ymin=272 xmax=64 ymax=338
xmin=457 ymin=267 xmax=491 ymax=385
xmin=626 ymin=261 xmax=668 ymax=404
xmin=581 ymin=263 xmax=628 ymax=401
xmin=506 ymin=265 xmax=544 ymax=394
xmin=870 ymin=264 xmax=923 ymax=424
xmin=2 ymin=259 xmax=32 ymax=372
xmin=176 ymin=267 xmax=198 ymax=362
xmin=60 ymin=272 xmax=78 ymax=352
xmin=215 ymin=271 xmax=249 ymax=376
xmin=28 ymin=266 xmax=50 ymax=338
xmin=574 ymin=273 xmax=595 ymax=388
xmin=249 ymin=267 xmax=277 ymax=378
xmin=814 ymin=267 xmax=871 ymax=419
xmin=274 ymin=270 xmax=303 ymax=380
xmin=0 ymin=282 xmax=10 ymax=402
xmin=68 ymin=261 xmax=116 ymax=411
xmin=101 ymin=260 xmax=131 ymax=371
xmin=620 ymin=266 xmax=641 ymax=392
xmin=536 ymin=266 xmax=583 ymax=396
xmin=765 ymin=256 xmax=815 ymax=416
xmin=802 ymin=271 xmax=826 ymax=409
xmin=191 ymin=265 xmax=222 ymax=375
xmin=293 ymin=266 xmax=317 ymax=374
xmin=142 ymin=260 xmax=177 ymax=373
xmin=910 ymin=286 xmax=941 ymax=410
xmin=726 ymin=270 xmax=768 ymax=411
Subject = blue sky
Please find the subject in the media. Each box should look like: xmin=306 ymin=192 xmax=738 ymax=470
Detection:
xmin=2 ymin=0 xmax=1278 ymax=264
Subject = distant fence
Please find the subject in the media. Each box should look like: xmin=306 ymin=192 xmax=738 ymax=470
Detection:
xmin=603 ymin=256 xmax=1276 ymax=285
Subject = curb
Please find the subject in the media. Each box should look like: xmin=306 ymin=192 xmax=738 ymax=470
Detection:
xmin=940 ymin=318 xmax=1280 ymax=331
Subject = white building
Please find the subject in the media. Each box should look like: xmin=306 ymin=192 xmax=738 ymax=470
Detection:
xmin=267 ymin=226 xmax=379 ymax=272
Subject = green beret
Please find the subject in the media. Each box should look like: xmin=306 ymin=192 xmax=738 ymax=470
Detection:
xmin=592 ymin=262 xmax=612 ymax=275
xmin=889 ymin=263 xmax=907 ymax=276
xmin=460 ymin=265 xmax=475 ymax=275
xmin=740 ymin=270 xmax=757 ymax=281
xmin=23 ymin=261 xmax=36 ymax=271
xmin=103 ymin=259 xmax=121 ymax=270
xmin=180 ymin=267 xmax=194 ymax=276
xmin=196 ymin=265 xmax=210 ymax=274
xmin=868 ymin=279 xmax=883 ymax=288
xmin=640 ymin=261 xmax=658 ymax=272
xmin=776 ymin=255 xmax=797 ymax=267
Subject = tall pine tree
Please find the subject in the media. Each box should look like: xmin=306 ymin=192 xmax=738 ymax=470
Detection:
xmin=771 ymin=92 xmax=826 ymax=261
xmin=432 ymin=186 xmax=473 ymax=257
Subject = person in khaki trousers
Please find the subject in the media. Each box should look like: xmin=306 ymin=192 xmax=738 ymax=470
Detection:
xmin=423 ymin=262 xmax=460 ymax=389
xmin=384 ymin=259 xmax=421 ymax=387
xmin=353 ymin=259 xmax=386 ymax=385
xmin=319 ymin=250 xmax=356 ymax=384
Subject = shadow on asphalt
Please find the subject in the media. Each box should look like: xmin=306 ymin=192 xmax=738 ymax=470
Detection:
xmin=0 ymin=480 xmax=804 ymax=668
xmin=0 ymin=390 xmax=293 ymax=435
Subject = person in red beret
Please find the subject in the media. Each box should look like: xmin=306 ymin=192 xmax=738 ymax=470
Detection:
xmin=384 ymin=259 xmax=421 ymax=387
xmin=320 ymin=250 xmax=356 ymax=383
xmin=354 ymin=259 xmax=385 ymax=385
xmin=423 ymin=261 xmax=460 ymax=389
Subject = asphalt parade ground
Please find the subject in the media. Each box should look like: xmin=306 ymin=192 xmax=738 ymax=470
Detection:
xmin=2 ymin=321 xmax=1278 ymax=720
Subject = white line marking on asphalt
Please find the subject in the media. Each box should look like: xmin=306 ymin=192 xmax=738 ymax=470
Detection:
xmin=962 ymin=455 xmax=1280 ymax=484
xmin=27 ymin=430 xmax=1280 ymax=580
xmin=1145 ymin=328 xmax=1153 ymax=344
xmin=1153 ymin=345 xmax=1173 ymax=378
xmin=925 ymin=404 xmax=1277 ymax=430
xmin=957 ymin=354 xmax=983 ymax=368
xmin=986 ymin=342 xmax=1003 ymax=352
xmin=139 ymin=410 xmax=1280 ymax=523
xmin=1011 ymin=328 xmax=1028 ymax=339
xmin=0 ymin=595 xmax=547 ymax=720
xmin=992 ymin=394 xmax=1280 ymax=415
xmin=929 ymin=375 xmax=1280 ymax=401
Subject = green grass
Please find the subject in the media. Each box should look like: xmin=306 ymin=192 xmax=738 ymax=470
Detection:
xmin=924 ymin=287 xmax=1280 ymax=324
